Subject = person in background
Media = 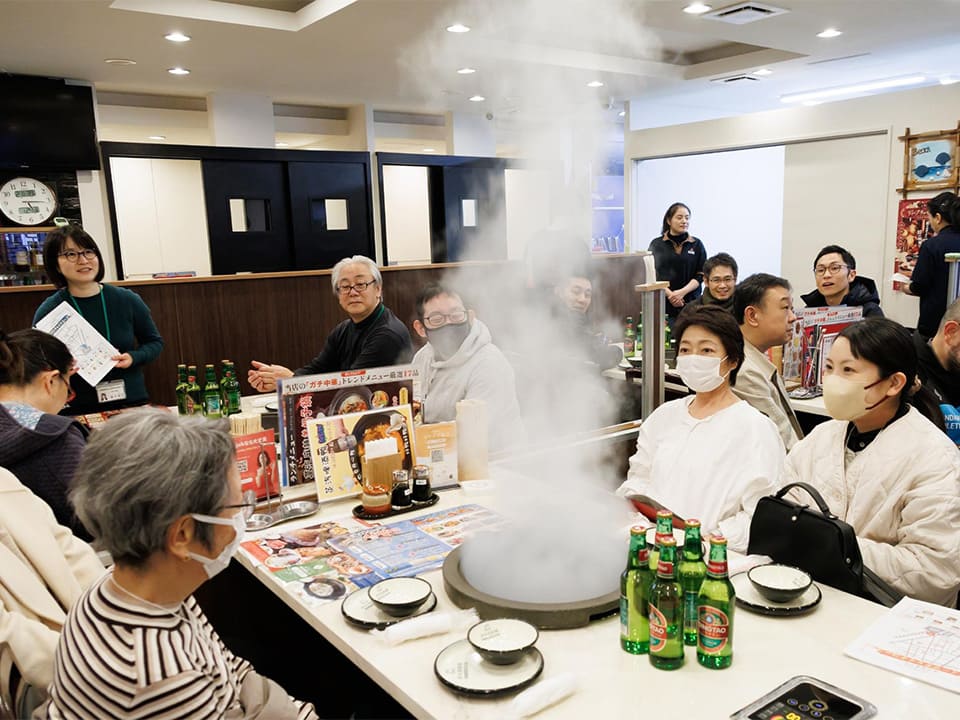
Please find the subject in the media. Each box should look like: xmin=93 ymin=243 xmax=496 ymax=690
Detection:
xmin=647 ymin=202 xmax=707 ymax=326
xmin=915 ymin=298 xmax=960 ymax=442
xmin=0 ymin=329 xmax=90 ymax=539
xmin=553 ymin=269 xmax=622 ymax=370
xmin=784 ymin=318 xmax=959 ymax=606
xmin=0 ymin=467 xmax=104 ymax=717
xmin=249 ymin=255 xmax=412 ymax=392
xmin=411 ymin=283 xmax=525 ymax=450
xmin=801 ymin=245 xmax=883 ymax=318
xmin=689 ymin=252 xmax=738 ymax=314
xmin=33 ymin=226 xmax=164 ymax=416
xmin=45 ymin=409 xmax=318 ymax=720
xmin=732 ymin=274 xmax=803 ymax=450
xmin=904 ymin=192 xmax=960 ymax=338
xmin=616 ymin=305 xmax=784 ymax=551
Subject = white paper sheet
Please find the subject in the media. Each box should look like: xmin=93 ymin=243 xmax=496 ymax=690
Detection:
xmin=35 ymin=301 xmax=119 ymax=387
xmin=845 ymin=596 xmax=960 ymax=694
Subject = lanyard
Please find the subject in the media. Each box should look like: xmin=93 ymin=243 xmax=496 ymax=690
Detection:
xmin=67 ymin=286 xmax=111 ymax=343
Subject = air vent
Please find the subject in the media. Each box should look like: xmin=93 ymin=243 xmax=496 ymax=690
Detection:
xmin=710 ymin=74 xmax=761 ymax=84
xmin=704 ymin=2 xmax=789 ymax=24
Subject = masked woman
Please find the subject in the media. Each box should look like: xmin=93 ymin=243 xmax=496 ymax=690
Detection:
xmin=783 ymin=318 xmax=960 ymax=606
xmin=616 ymin=305 xmax=784 ymax=551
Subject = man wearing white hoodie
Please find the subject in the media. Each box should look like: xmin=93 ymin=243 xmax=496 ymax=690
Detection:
xmin=411 ymin=284 xmax=526 ymax=450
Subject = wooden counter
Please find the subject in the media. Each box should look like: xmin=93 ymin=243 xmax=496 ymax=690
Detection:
xmin=0 ymin=255 xmax=648 ymax=407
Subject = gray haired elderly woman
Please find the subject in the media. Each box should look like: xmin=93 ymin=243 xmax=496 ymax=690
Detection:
xmin=247 ymin=254 xmax=412 ymax=391
xmin=44 ymin=408 xmax=318 ymax=720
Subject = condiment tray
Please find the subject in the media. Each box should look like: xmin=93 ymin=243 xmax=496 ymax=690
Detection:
xmin=245 ymin=500 xmax=320 ymax=530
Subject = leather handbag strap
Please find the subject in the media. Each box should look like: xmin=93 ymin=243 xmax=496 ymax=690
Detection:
xmin=774 ymin=482 xmax=837 ymax=517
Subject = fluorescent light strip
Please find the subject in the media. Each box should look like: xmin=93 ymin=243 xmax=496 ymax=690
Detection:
xmin=781 ymin=75 xmax=926 ymax=104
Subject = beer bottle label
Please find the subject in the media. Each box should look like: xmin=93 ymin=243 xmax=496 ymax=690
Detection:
xmin=649 ymin=605 xmax=667 ymax=651
xmin=637 ymin=548 xmax=649 ymax=563
xmin=620 ymin=596 xmax=629 ymax=635
xmin=707 ymin=560 xmax=728 ymax=576
xmin=656 ymin=559 xmax=674 ymax=576
xmin=698 ymin=606 xmax=730 ymax=654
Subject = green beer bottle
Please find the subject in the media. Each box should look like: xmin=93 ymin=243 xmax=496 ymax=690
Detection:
xmin=678 ymin=519 xmax=707 ymax=646
xmin=623 ymin=316 xmax=636 ymax=358
xmin=175 ymin=364 xmax=188 ymax=415
xmin=648 ymin=537 xmax=684 ymax=670
xmin=649 ymin=509 xmax=674 ymax=572
xmin=697 ymin=534 xmax=735 ymax=669
xmin=221 ymin=360 xmax=241 ymax=416
xmin=202 ymin=364 xmax=222 ymax=417
xmin=620 ymin=526 xmax=653 ymax=654
xmin=186 ymin=365 xmax=202 ymax=415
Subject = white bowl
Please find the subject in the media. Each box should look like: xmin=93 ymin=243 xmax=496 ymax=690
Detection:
xmin=367 ymin=577 xmax=433 ymax=617
xmin=467 ymin=618 xmax=539 ymax=665
xmin=747 ymin=564 xmax=812 ymax=603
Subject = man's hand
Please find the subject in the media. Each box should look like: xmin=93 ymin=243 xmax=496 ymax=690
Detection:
xmin=248 ymin=360 xmax=294 ymax=393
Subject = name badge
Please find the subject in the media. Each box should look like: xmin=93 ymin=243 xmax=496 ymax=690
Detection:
xmin=96 ymin=379 xmax=126 ymax=403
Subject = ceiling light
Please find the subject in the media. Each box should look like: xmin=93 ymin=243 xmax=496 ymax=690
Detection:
xmin=801 ymin=101 xmax=822 ymax=107
xmin=469 ymin=95 xmax=485 ymax=102
xmin=940 ymin=76 xmax=959 ymax=86
xmin=587 ymin=80 xmax=605 ymax=88
xmin=165 ymin=31 xmax=191 ymax=42
xmin=104 ymin=58 xmax=137 ymax=65
xmin=423 ymin=148 xmax=436 ymax=153
xmin=753 ymin=68 xmax=773 ymax=76
xmin=446 ymin=23 xmax=470 ymax=33
xmin=147 ymin=135 xmax=166 ymax=140
xmin=457 ymin=67 xmax=476 ymax=74
xmin=167 ymin=67 xmax=190 ymax=75
xmin=817 ymin=28 xmax=843 ymax=38
xmin=781 ymin=75 xmax=926 ymax=104
xmin=275 ymin=142 xmax=289 ymax=147
xmin=683 ymin=2 xmax=712 ymax=14
xmin=618 ymin=110 xmax=626 ymax=117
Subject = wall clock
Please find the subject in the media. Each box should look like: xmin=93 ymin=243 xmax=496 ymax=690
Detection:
xmin=0 ymin=177 xmax=58 ymax=226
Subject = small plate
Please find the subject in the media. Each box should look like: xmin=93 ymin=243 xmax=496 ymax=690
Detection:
xmin=434 ymin=639 xmax=544 ymax=697
xmin=265 ymin=401 xmax=278 ymax=412
xmin=279 ymin=500 xmax=319 ymax=521
xmin=731 ymin=571 xmax=822 ymax=616
xmin=341 ymin=586 xmax=438 ymax=629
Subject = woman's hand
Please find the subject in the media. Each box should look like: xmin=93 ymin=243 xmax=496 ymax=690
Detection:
xmin=112 ymin=353 xmax=134 ymax=369
xmin=665 ymin=289 xmax=685 ymax=308
xmin=248 ymin=360 xmax=294 ymax=393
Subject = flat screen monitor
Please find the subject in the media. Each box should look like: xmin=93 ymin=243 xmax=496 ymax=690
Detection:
xmin=0 ymin=74 xmax=100 ymax=170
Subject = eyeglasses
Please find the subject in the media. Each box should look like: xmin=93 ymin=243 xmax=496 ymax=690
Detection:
xmin=58 ymin=249 xmax=97 ymax=263
xmin=814 ymin=263 xmax=848 ymax=276
xmin=422 ymin=310 xmax=468 ymax=329
xmin=222 ymin=502 xmax=256 ymax=520
xmin=57 ymin=371 xmax=76 ymax=404
xmin=336 ymin=280 xmax=377 ymax=295
xmin=708 ymin=275 xmax=735 ymax=284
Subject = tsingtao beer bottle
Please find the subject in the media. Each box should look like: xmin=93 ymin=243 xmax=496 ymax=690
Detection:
xmin=697 ymin=534 xmax=735 ymax=669
xmin=620 ymin=526 xmax=653 ymax=654
xmin=186 ymin=365 xmax=202 ymax=415
xmin=221 ymin=361 xmax=241 ymax=416
xmin=678 ymin=519 xmax=707 ymax=646
xmin=623 ymin=316 xmax=636 ymax=358
xmin=202 ymin=364 xmax=222 ymax=417
xmin=649 ymin=537 xmax=684 ymax=670
xmin=649 ymin=509 xmax=674 ymax=572
xmin=175 ymin=364 xmax=188 ymax=415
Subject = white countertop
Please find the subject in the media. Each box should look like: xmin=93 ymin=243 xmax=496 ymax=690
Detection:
xmin=235 ymin=486 xmax=955 ymax=719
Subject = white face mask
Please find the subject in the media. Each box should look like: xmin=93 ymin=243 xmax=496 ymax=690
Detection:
xmin=676 ymin=354 xmax=729 ymax=393
xmin=821 ymin=374 xmax=887 ymax=421
xmin=187 ymin=511 xmax=246 ymax=579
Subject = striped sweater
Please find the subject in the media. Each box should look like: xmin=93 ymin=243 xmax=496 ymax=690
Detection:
xmin=46 ymin=574 xmax=316 ymax=719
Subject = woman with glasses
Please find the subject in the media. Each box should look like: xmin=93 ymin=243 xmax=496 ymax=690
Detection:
xmin=44 ymin=409 xmax=318 ymax=720
xmin=0 ymin=328 xmax=90 ymax=539
xmin=33 ymin=226 xmax=163 ymax=415
xmin=248 ymin=255 xmax=412 ymax=392
xmin=801 ymin=245 xmax=883 ymax=318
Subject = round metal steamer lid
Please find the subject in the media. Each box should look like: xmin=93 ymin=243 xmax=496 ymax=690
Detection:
xmin=442 ymin=546 xmax=619 ymax=630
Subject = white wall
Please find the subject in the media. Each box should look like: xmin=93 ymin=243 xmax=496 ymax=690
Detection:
xmin=632 ymin=146 xmax=784 ymax=281
xmin=505 ymin=168 xmax=552 ymax=261
xmin=76 ymin=169 xmax=116 ymax=281
xmin=382 ymin=165 xmax=431 ymax=265
xmin=624 ymin=82 xmax=960 ymax=328
xmin=109 ymin=157 xmax=210 ymax=278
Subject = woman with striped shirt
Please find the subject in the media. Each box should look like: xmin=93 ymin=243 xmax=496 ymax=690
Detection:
xmin=44 ymin=409 xmax=317 ymax=720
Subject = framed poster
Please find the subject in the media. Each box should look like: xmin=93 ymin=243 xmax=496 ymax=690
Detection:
xmin=892 ymin=198 xmax=938 ymax=289
xmin=902 ymin=130 xmax=958 ymax=191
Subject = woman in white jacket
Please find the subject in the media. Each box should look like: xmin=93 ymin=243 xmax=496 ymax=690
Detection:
xmin=784 ymin=318 xmax=960 ymax=606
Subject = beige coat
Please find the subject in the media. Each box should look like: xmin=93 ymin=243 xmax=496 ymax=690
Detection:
xmin=733 ymin=340 xmax=803 ymax=450
xmin=0 ymin=467 xmax=104 ymax=700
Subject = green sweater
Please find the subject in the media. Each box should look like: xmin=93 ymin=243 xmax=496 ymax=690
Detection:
xmin=34 ymin=284 xmax=164 ymax=414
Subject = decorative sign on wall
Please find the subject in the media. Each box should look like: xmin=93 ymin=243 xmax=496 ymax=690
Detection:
xmin=898 ymin=125 xmax=960 ymax=194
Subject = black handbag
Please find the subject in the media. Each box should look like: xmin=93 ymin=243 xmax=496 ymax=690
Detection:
xmin=747 ymin=481 xmax=904 ymax=606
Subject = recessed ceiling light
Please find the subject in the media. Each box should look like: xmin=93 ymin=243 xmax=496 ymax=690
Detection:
xmin=275 ymin=142 xmax=289 ymax=147
xmin=753 ymin=68 xmax=773 ymax=76
xmin=457 ymin=67 xmax=477 ymax=74
xmin=446 ymin=23 xmax=470 ymax=33
xmin=167 ymin=67 xmax=190 ymax=75
xmin=104 ymin=58 xmax=137 ymax=65
xmin=147 ymin=135 xmax=166 ymax=140
xmin=423 ymin=148 xmax=436 ymax=153
xmin=683 ymin=2 xmax=712 ymax=14
xmin=587 ymin=80 xmax=605 ymax=88
xmin=817 ymin=28 xmax=842 ymax=38
xmin=469 ymin=95 xmax=485 ymax=102
xmin=618 ymin=110 xmax=626 ymax=117
xmin=164 ymin=31 xmax=191 ymax=42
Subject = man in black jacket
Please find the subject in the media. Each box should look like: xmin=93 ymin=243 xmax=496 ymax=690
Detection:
xmin=915 ymin=299 xmax=960 ymax=443
xmin=801 ymin=245 xmax=884 ymax=318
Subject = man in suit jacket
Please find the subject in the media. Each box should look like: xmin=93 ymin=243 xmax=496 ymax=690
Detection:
xmin=733 ymin=274 xmax=804 ymax=450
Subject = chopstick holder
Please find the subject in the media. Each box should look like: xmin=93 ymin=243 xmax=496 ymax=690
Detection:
xmin=371 ymin=608 xmax=479 ymax=646
xmin=505 ymin=672 xmax=580 ymax=719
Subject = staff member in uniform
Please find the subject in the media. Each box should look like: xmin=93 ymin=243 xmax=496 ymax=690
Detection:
xmin=33 ymin=227 xmax=163 ymax=416
xmin=904 ymin=192 xmax=960 ymax=337
xmin=647 ymin=202 xmax=707 ymax=326
xmin=249 ymin=255 xmax=412 ymax=391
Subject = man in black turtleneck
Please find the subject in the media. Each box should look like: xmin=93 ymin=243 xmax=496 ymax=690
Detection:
xmin=248 ymin=255 xmax=412 ymax=391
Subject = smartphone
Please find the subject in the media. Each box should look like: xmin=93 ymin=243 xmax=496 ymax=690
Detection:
xmin=730 ymin=675 xmax=877 ymax=720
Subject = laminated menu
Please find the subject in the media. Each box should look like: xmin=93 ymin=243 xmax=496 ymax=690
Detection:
xmin=781 ymin=307 xmax=862 ymax=388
